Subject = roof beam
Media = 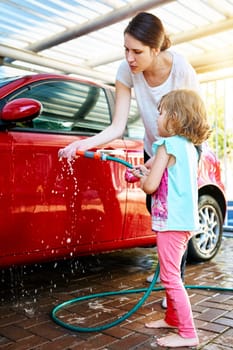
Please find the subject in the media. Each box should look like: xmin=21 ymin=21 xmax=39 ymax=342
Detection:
xmin=0 ymin=44 xmax=115 ymax=83
xmin=171 ymin=17 xmax=233 ymax=45
xmin=3 ymin=1 xmax=233 ymax=80
xmin=189 ymin=46 xmax=233 ymax=74
xmin=2 ymin=42 xmax=233 ymax=81
xmin=88 ymin=17 xmax=233 ymax=67
xmin=24 ymin=0 xmax=173 ymax=53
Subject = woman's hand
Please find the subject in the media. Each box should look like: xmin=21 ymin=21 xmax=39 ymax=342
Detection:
xmin=58 ymin=139 xmax=90 ymax=161
xmin=58 ymin=81 xmax=131 ymax=162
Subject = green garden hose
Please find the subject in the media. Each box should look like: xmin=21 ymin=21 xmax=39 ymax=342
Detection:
xmin=75 ymin=150 xmax=134 ymax=168
xmin=51 ymin=262 xmax=232 ymax=333
xmin=51 ymin=152 xmax=233 ymax=332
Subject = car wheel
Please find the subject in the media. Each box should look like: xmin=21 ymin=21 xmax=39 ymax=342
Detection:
xmin=188 ymin=194 xmax=223 ymax=262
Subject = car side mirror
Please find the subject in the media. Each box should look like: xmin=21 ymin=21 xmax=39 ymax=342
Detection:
xmin=1 ymin=98 xmax=42 ymax=122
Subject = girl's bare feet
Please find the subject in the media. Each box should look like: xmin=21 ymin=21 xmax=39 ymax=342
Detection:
xmin=145 ymin=319 xmax=176 ymax=329
xmin=155 ymin=333 xmax=199 ymax=348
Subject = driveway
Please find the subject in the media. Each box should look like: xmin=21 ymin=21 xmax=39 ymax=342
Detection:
xmin=0 ymin=235 xmax=232 ymax=349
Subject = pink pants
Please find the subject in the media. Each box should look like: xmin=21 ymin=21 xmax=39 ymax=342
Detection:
xmin=157 ymin=230 xmax=197 ymax=338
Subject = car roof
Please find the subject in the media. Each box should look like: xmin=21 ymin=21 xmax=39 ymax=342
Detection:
xmin=0 ymin=73 xmax=113 ymax=99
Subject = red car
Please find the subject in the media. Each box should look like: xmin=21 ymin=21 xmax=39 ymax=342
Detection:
xmin=0 ymin=74 xmax=226 ymax=267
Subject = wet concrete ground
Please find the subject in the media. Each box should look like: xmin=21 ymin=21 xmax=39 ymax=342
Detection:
xmin=0 ymin=235 xmax=232 ymax=349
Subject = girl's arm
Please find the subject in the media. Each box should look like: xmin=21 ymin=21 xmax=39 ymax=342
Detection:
xmin=144 ymin=155 xmax=155 ymax=169
xmin=58 ymin=81 xmax=131 ymax=160
xmin=140 ymin=145 xmax=171 ymax=194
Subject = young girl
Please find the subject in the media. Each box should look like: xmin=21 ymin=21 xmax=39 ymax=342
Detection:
xmin=131 ymin=89 xmax=211 ymax=348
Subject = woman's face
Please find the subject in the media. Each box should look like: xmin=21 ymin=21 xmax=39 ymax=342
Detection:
xmin=124 ymin=33 xmax=157 ymax=73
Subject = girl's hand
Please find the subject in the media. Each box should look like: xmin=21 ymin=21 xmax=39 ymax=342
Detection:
xmin=124 ymin=168 xmax=139 ymax=183
xmin=131 ymin=165 xmax=149 ymax=178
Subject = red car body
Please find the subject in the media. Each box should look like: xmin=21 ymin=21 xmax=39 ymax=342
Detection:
xmin=0 ymin=74 xmax=226 ymax=267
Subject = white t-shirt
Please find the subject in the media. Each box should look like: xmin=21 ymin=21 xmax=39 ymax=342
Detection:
xmin=116 ymin=51 xmax=200 ymax=156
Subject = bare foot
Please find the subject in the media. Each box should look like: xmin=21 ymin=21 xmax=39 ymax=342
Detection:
xmin=156 ymin=333 xmax=199 ymax=348
xmin=145 ymin=319 xmax=176 ymax=329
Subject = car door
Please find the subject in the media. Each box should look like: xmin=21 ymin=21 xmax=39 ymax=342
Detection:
xmin=0 ymin=77 xmax=127 ymax=265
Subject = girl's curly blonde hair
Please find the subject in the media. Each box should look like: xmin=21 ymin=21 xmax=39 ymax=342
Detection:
xmin=159 ymin=89 xmax=212 ymax=145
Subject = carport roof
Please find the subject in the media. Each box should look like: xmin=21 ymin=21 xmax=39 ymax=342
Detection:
xmin=1 ymin=0 xmax=233 ymax=83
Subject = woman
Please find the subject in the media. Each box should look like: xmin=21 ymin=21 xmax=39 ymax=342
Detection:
xmin=58 ymin=11 xmax=200 ymax=294
xmin=58 ymin=12 xmax=199 ymax=161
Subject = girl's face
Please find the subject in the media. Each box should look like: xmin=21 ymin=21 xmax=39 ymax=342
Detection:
xmin=124 ymin=33 xmax=158 ymax=73
xmin=157 ymin=107 xmax=171 ymax=137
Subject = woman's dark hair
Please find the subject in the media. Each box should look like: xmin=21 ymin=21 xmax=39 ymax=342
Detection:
xmin=124 ymin=12 xmax=171 ymax=51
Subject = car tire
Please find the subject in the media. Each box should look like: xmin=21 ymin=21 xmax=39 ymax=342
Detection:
xmin=188 ymin=194 xmax=223 ymax=262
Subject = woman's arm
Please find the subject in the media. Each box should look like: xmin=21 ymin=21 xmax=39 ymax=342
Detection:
xmin=58 ymin=81 xmax=131 ymax=160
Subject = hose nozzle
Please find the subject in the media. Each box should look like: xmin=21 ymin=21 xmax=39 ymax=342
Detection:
xmin=76 ymin=150 xmax=133 ymax=168
xmin=76 ymin=150 xmax=107 ymax=161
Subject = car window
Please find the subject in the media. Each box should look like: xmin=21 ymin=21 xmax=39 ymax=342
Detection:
xmin=8 ymin=80 xmax=112 ymax=134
